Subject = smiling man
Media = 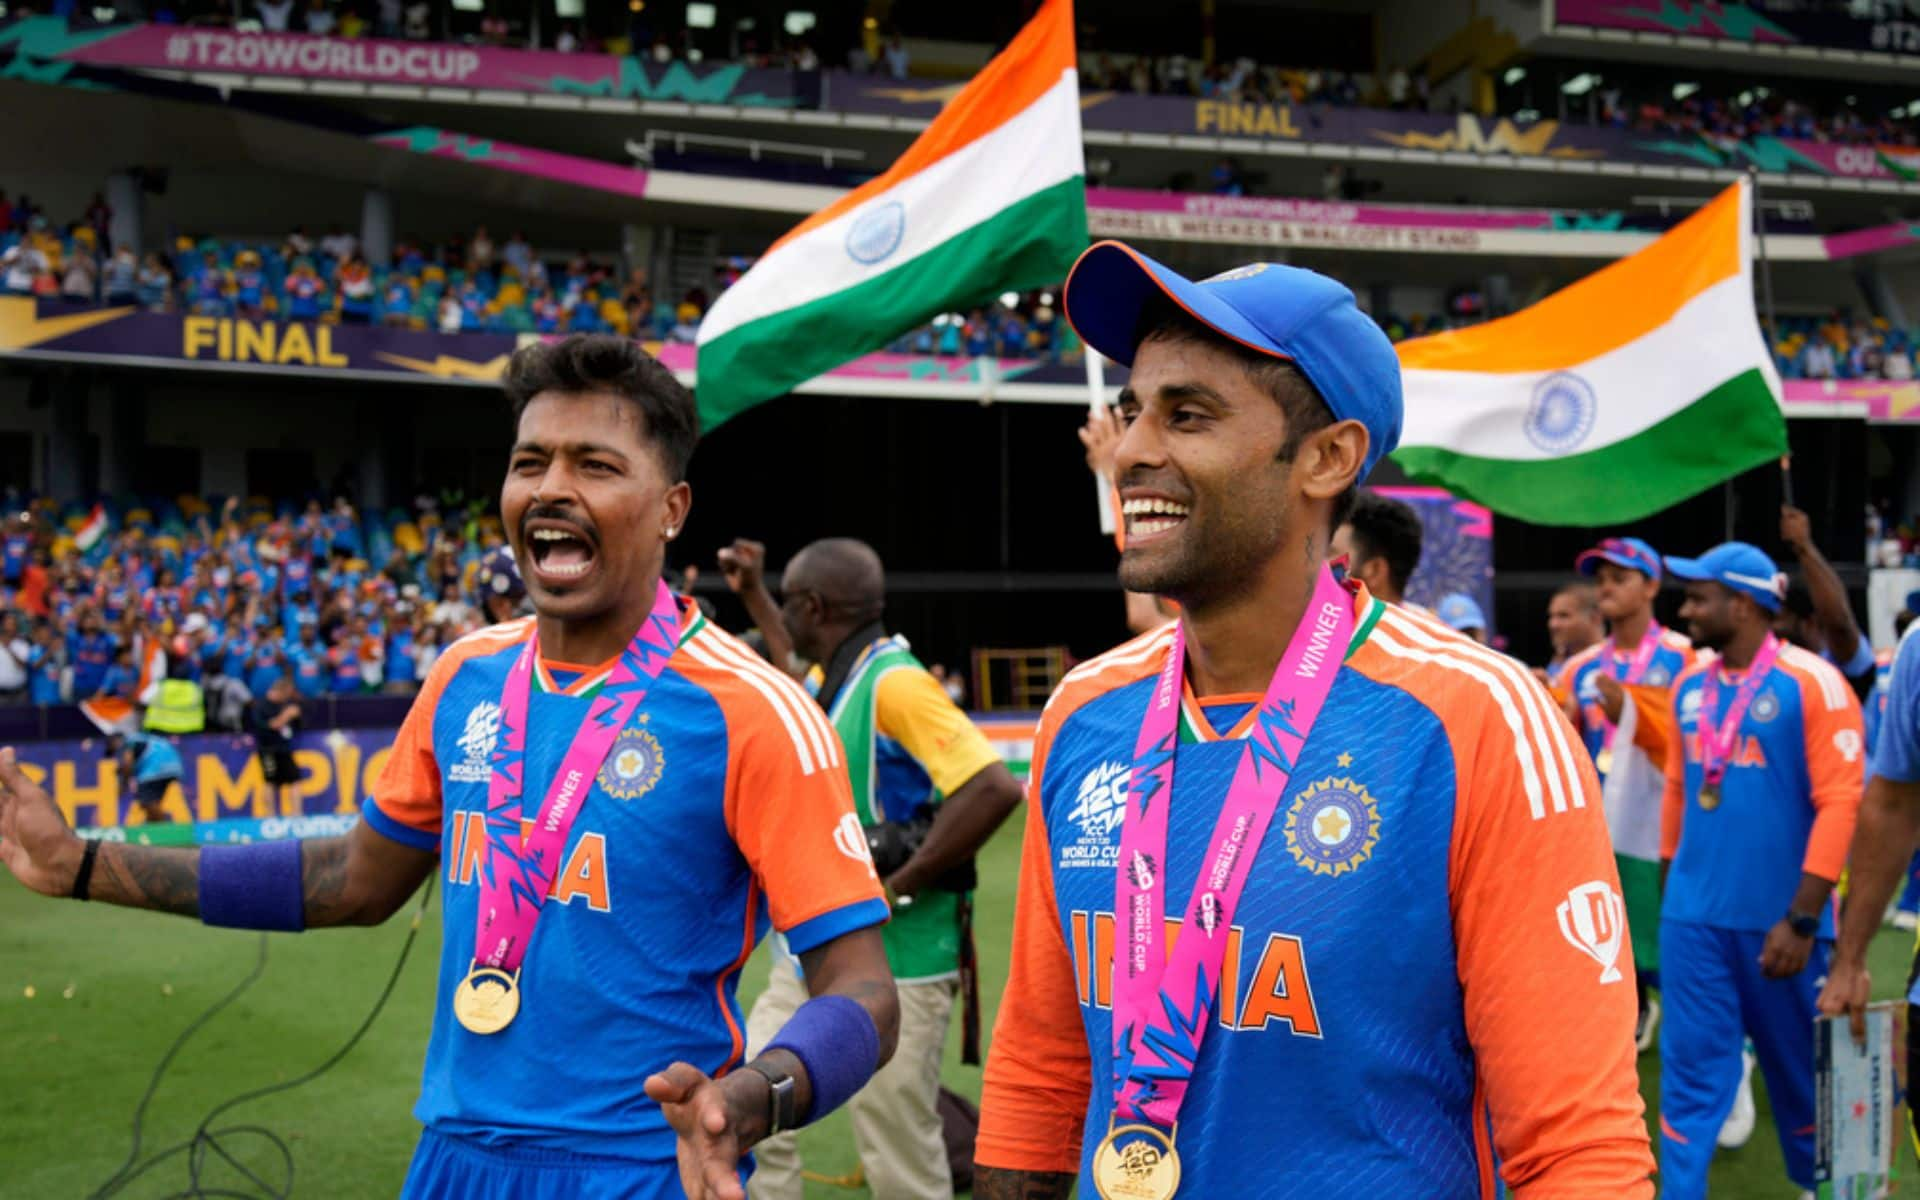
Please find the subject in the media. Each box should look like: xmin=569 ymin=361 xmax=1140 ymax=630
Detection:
xmin=973 ymin=244 xmax=1653 ymax=1199
xmin=0 ymin=335 xmax=897 ymax=1200
xmin=1656 ymin=541 xmax=1864 ymax=1200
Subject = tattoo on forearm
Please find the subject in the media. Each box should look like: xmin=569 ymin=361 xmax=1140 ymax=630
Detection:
xmin=971 ymin=1168 xmax=1076 ymax=1199
xmin=300 ymin=838 xmax=355 ymax=925
xmin=93 ymin=843 xmax=201 ymax=916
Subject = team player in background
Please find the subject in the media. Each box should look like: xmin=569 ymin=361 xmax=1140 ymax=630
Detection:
xmin=972 ymin=243 xmax=1653 ymax=1198
xmin=1657 ymin=542 xmax=1865 ymax=1200
xmin=1542 ymin=580 xmax=1604 ymax=686
xmin=1329 ymin=489 xmax=1423 ymax=609
xmin=0 ymin=336 xmax=900 ymax=1200
xmin=1554 ymin=537 xmax=1694 ymax=1053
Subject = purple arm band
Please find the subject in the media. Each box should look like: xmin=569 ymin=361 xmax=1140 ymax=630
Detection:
xmin=765 ymin=995 xmax=881 ymax=1125
xmin=199 ymin=840 xmax=306 ymax=932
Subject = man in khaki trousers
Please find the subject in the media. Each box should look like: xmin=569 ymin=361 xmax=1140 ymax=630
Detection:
xmin=729 ymin=538 xmax=1024 ymax=1199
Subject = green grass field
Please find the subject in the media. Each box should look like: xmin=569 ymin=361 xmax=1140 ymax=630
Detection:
xmin=2 ymin=816 xmax=1915 ymax=1198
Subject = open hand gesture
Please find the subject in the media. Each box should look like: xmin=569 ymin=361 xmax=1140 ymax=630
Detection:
xmin=644 ymin=1062 xmax=755 ymax=1200
xmin=0 ymin=747 xmax=84 ymax=897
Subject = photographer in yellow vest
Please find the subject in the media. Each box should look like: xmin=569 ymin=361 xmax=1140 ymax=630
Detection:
xmin=724 ymin=537 xmax=1024 ymax=1200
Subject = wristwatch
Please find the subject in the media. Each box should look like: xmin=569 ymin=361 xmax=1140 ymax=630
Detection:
xmin=1786 ymin=909 xmax=1820 ymax=938
xmin=744 ymin=1061 xmax=798 ymax=1135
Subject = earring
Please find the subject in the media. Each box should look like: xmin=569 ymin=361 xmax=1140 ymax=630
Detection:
xmin=665 ymin=526 xmax=678 ymax=539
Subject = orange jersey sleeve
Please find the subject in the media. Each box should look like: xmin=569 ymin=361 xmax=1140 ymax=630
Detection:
xmin=976 ymin=691 xmax=1097 ymax=1174
xmin=687 ymin=626 xmax=887 ymax=947
xmin=1442 ymin=650 xmax=1656 ymax=1195
xmin=1783 ymin=652 xmax=1867 ymax=882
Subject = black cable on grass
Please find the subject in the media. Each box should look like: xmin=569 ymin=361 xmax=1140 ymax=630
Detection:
xmin=90 ymin=876 xmax=436 ymax=1200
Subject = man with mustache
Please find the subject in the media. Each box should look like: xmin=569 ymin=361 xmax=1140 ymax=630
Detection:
xmin=972 ymin=244 xmax=1653 ymax=1198
xmin=0 ymin=334 xmax=898 ymax=1200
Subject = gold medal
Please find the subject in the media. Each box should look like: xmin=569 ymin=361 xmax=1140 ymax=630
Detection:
xmin=452 ymin=963 xmax=521 ymax=1035
xmin=1698 ymin=783 xmax=1721 ymax=811
xmin=1092 ymin=1123 xmax=1181 ymax=1200
xmin=1594 ymin=747 xmax=1613 ymax=777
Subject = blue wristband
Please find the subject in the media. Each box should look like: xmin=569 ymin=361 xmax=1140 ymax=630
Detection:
xmin=765 ymin=995 xmax=880 ymax=1125
xmin=199 ymin=840 xmax=306 ymax=932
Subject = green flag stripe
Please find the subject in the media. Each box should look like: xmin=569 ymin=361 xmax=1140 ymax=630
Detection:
xmin=694 ymin=176 xmax=1087 ymax=430
xmin=1391 ymin=368 xmax=1787 ymax=526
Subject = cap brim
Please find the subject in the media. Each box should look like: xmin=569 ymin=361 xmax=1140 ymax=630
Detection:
xmin=1662 ymin=555 xmax=1712 ymax=582
xmin=1062 ymin=241 xmax=1291 ymax=369
xmin=1576 ymin=549 xmax=1656 ymax=579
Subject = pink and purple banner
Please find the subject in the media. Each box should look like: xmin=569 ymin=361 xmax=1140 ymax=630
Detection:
xmin=43 ymin=21 xmax=802 ymax=103
xmin=1375 ymin=487 xmax=1495 ymax=627
xmin=1550 ymin=0 xmax=1920 ymax=57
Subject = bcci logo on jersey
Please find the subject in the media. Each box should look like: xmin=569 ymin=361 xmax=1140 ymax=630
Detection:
xmin=1061 ymin=761 xmax=1128 ymax=871
xmin=1556 ymin=881 xmax=1625 ymax=984
xmin=451 ymin=701 xmax=501 ymax=784
xmin=597 ymin=726 xmax=664 ymax=800
xmin=1284 ymin=776 xmax=1379 ymax=877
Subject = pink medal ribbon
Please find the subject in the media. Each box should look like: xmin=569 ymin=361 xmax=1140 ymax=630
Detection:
xmin=1695 ymin=633 xmax=1781 ymax=789
xmin=1111 ymin=565 xmax=1356 ymax=1129
xmin=473 ymin=579 xmax=681 ymax=974
xmin=1598 ymin=622 xmax=1663 ymax=753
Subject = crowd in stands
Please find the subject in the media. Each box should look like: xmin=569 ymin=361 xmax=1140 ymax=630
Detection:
xmin=0 ymin=191 xmax=683 ymax=339
xmin=1592 ymin=84 xmax=1920 ymax=148
xmin=0 ymin=490 xmax=531 ymax=711
xmin=1769 ymin=314 xmax=1920 ymax=380
xmin=1081 ymin=56 xmax=1430 ymax=111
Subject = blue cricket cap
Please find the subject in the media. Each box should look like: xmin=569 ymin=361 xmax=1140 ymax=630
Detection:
xmin=1663 ymin=542 xmax=1786 ymax=613
xmin=477 ymin=546 xmax=525 ymax=600
xmin=1061 ymin=241 xmax=1404 ymax=482
xmin=1576 ymin=536 xmax=1661 ymax=582
xmin=1437 ymin=592 xmax=1487 ymax=632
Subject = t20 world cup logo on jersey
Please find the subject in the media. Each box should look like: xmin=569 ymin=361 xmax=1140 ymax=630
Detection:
xmin=451 ymin=700 xmax=501 ymax=784
xmin=1061 ymin=761 xmax=1128 ymax=871
xmin=1556 ymin=881 xmax=1625 ymax=984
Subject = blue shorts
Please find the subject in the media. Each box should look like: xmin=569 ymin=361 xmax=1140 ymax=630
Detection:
xmin=401 ymin=1129 xmax=712 ymax=1199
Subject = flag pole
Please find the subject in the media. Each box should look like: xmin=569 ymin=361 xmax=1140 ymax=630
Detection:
xmin=1088 ymin=347 xmax=1117 ymax=536
xmin=1747 ymin=167 xmax=1794 ymax=523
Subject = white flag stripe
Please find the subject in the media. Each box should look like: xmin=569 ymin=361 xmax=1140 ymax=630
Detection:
xmin=1399 ymin=274 xmax=1774 ymax=462
xmin=697 ymin=72 xmax=1083 ymax=346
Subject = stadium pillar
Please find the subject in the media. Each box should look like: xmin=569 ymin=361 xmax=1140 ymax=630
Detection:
xmin=361 ymin=190 xmax=393 ymax=267
xmin=96 ymin=384 xmax=144 ymax=497
xmin=1855 ymin=261 xmax=1910 ymax=331
xmin=356 ymin=397 xmax=389 ymax=514
xmin=106 ymin=172 xmax=142 ymax=256
xmin=45 ymin=375 xmax=92 ymax=500
xmin=623 ymin=224 xmax=654 ymax=282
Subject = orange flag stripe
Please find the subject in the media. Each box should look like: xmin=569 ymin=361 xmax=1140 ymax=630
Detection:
xmin=1396 ymin=180 xmax=1745 ymax=375
xmin=762 ymin=0 xmax=1076 ymax=259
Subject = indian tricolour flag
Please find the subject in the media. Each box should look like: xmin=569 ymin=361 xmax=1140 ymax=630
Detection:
xmin=1393 ymin=178 xmax=1786 ymax=525
xmin=693 ymin=0 xmax=1086 ymax=429
xmin=74 ymin=503 xmax=107 ymax=552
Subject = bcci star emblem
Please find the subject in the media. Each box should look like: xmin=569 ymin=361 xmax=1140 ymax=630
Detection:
xmin=1750 ymin=691 xmax=1781 ymax=723
xmin=1284 ymin=775 xmax=1380 ymax=877
xmin=597 ymin=723 xmax=664 ymax=800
